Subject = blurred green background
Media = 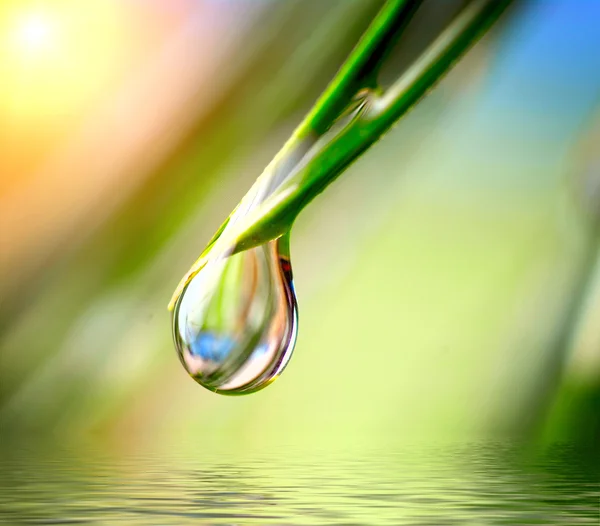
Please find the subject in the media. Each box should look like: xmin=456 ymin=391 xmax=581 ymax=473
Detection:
xmin=1 ymin=0 xmax=599 ymax=459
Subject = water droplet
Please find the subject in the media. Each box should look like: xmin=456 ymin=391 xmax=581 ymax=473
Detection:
xmin=172 ymin=235 xmax=298 ymax=395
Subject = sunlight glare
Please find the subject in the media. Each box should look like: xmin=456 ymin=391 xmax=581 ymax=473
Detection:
xmin=13 ymin=12 xmax=55 ymax=54
xmin=0 ymin=1 xmax=132 ymax=128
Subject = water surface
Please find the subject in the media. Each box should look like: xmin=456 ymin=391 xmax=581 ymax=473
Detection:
xmin=0 ymin=442 xmax=597 ymax=525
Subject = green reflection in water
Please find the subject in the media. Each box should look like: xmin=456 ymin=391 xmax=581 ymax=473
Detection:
xmin=0 ymin=442 xmax=597 ymax=525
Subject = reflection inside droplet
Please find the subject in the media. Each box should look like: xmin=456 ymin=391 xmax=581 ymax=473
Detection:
xmin=172 ymin=235 xmax=298 ymax=395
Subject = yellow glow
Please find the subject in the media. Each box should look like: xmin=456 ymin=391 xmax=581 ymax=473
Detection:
xmin=12 ymin=12 xmax=55 ymax=54
xmin=0 ymin=1 xmax=134 ymax=130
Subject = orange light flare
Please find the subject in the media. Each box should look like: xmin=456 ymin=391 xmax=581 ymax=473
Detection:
xmin=0 ymin=1 xmax=131 ymax=186
xmin=0 ymin=0 xmax=210 ymax=289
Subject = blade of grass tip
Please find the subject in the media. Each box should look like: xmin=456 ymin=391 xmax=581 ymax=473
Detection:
xmin=169 ymin=0 xmax=514 ymax=309
xmin=168 ymin=0 xmax=422 ymax=309
xmin=226 ymin=0 xmax=512 ymax=256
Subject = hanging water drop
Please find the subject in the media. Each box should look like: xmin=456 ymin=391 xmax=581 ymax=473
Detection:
xmin=169 ymin=0 xmax=506 ymax=395
xmin=172 ymin=235 xmax=298 ymax=395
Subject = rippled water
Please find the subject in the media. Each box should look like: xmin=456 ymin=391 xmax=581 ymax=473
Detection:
xmin=0 ymin=442 xmax=597 ymax=525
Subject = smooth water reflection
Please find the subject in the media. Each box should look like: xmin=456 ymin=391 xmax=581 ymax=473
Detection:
xmin=0 ymin=442 xmax=597 ymax=525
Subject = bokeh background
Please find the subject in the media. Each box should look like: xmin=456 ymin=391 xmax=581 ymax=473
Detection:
xmin=1 ymin=0 xmax=599 ymax=461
